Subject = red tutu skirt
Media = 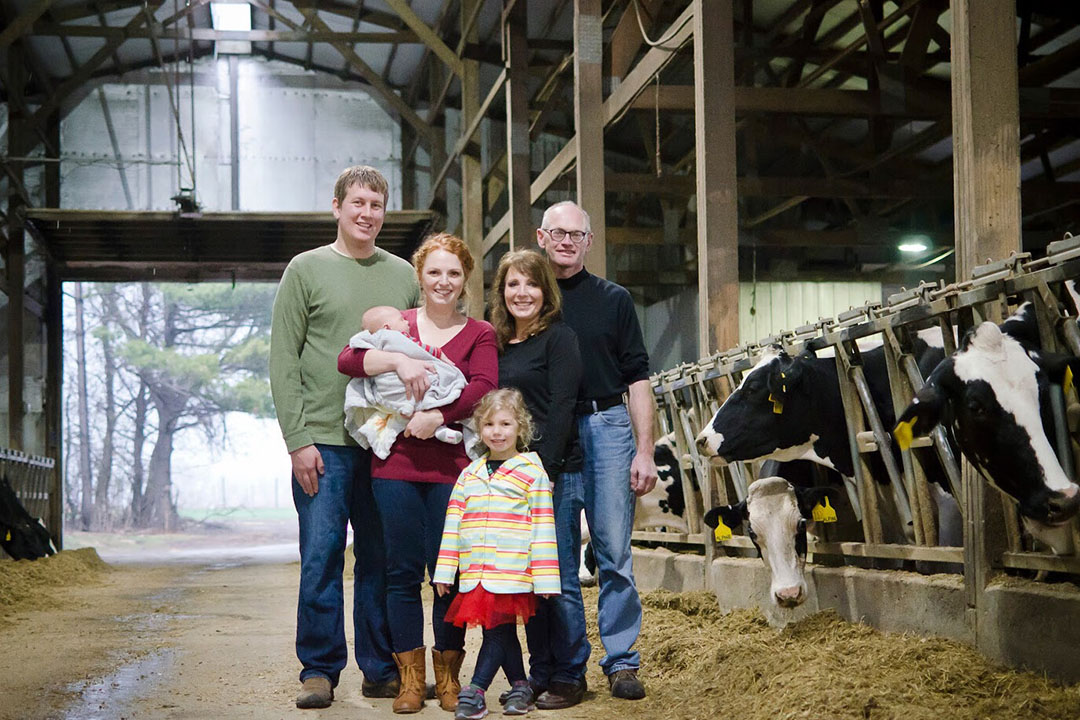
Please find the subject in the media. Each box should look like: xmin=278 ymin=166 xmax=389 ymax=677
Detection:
xmin=444 ymin=585 xmax=537 ymax=629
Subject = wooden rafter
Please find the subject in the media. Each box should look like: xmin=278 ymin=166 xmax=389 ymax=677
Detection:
xmin=0 ymin=0 xmax=60 ymax=50
xmin=383 ymin=0 xmax=462 ymax=77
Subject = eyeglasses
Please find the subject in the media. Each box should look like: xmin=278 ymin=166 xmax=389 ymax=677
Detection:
xmin=542 ymin=228 xmax=589 ymax=245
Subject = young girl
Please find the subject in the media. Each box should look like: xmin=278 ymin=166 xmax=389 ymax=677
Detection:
xmin=433 ymin=388 xmax=561 ymax=719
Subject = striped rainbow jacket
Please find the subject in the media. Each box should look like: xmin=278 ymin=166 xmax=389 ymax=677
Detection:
xmin=433 ymin=451 xmax=561 ymax=595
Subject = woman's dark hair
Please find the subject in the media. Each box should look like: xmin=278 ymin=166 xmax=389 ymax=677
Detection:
xmin=488 ymin=249 xmax=562 ymax=350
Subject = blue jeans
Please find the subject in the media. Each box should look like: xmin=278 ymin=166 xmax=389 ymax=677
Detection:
xmin=471 ymin=623 xmax=526 ymax=690
xmin=524 ymin=470 xmax=591 ymax=686
xmin=579 ymin=405 xmax=641 ymax=674
xmin=293 ymin=444 xmax=395 ymax=686
xmin=372 ymin=478 xmax=466 ymax=653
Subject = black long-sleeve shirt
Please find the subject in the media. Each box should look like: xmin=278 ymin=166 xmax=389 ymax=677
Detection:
xmin=498 ymin=320 xmax=583 ymax=475
xmin=557 ymin=268 xmax=650 ymax=400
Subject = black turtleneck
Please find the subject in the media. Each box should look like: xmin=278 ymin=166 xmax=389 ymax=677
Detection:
xmin=556 ymin=268 xmax=650 ymax=400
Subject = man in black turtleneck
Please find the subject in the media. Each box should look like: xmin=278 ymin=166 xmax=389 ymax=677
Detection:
xmin=537 ymin=200 xmax=658 ymax=701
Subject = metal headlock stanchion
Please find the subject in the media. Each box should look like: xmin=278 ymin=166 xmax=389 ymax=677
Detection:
xmin=647 ymin=236 xmax=1080 ymax=578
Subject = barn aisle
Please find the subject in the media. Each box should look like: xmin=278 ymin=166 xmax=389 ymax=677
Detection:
xmin=0 ymin=553 xmax=605 ymax=720
xmin=4 ymin=545 xmax=1080 ymax=720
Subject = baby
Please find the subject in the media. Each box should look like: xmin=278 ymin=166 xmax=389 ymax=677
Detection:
xmin=361 ymin=305 xmax=448 ymax=362
xmin=344 ymin=306 xmax=472 ymax=458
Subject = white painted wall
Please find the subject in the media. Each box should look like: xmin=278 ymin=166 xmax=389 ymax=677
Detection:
xmin=641 ymin=280 xmax=883 ymax=372
xmin=59 ymin=57 xmax=402 ymax=213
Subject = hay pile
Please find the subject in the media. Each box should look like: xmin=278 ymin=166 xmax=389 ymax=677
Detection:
xmin=0 ymin=548 xmax=110 ymax=617
xmin=580 ymin=588 xmax=1080 ymax=720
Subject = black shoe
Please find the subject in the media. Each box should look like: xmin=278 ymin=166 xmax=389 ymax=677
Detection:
xmin=608 ymin=669 xmax=645 ymax=700
xmin=535 ymin=680 xmax=585 ymax=710
xmin=361 ymin=676 xmax=401 ymax=698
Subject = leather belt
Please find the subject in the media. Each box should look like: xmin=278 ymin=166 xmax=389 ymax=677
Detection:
xmin=575 ymin=394 xmax=624 ymax=416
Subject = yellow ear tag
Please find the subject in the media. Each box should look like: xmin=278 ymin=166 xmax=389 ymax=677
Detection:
xmin=812 ymin=497 xmax=838 ymax=523
xmin=713 ymin=520 xmax=732 ymax=542
xmin=1065 ymin=366 xmax=1074 ymax=397
xmin=4 ymin=530 xmax=9 ymax=542
xmin=893 ymin=418 xmax=915 ymax=450
xmin=768 ymin=393 xmax=784 ymax=415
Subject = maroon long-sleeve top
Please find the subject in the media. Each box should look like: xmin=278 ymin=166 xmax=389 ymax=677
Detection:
xmin=337 ymin=308 xmax=498 ymax=483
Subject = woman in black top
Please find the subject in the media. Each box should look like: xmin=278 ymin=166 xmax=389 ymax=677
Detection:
xmin=489 ymin=249 xmax=589 ymax=709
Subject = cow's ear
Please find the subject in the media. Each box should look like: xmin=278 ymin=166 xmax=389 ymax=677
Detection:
xmin=793 ymin=486 xmax=838 ymax=519
xmin=704 ymin=501 xmax=747 ymax=530
xmin=1030 ymin=350 xmax=1080 ymax=390
xmin=768 ymin=354 xmax=802 ymax=398
xmin=894 ymin=360 xmax=955 ymax=450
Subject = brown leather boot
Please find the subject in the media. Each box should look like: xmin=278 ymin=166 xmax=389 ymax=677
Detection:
xmin=431 ymin=648 xmax=465 ymax=711
xmin=391 ymin=647 xmax=426 ymax=714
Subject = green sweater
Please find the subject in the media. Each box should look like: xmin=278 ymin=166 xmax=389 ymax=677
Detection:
xmin=269 ymin=244 xmax=420 ymax=452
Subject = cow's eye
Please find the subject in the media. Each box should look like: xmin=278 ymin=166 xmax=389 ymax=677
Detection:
xmin=966 ymin=398 xmax=986 ymax=416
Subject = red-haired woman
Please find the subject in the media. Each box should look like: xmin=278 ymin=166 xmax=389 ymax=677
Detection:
xmin=338 ymin=232 xmax=497 ymax=714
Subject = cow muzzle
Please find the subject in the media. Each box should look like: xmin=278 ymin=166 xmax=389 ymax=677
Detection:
xmin=773 ymin=585 xmax=805 ymax=608
xmin=1043 ymin=485 xmax=1080 ymax=525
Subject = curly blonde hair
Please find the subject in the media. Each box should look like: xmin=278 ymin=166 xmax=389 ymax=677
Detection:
xmin=472 ymin=388 xmax=535 ymax=453
xmin=411 ymin=232 xmax=476 ymax=304
xmin=488 ymin=249 xmax=562 ymax=350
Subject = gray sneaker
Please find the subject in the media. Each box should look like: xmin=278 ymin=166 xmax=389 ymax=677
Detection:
xmin=455 ymin=684 xmax=488 ymax=720
xmin=502 ymin=681 xmax=534 ymax=715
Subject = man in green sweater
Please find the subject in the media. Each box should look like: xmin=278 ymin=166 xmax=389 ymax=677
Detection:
xmin=270 ymin=166 xmax=421 ymax=709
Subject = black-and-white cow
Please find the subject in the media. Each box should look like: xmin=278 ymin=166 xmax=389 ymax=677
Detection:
xmin=579 ymin=433 xmax=692 ymax=584
xmin=694 ymin=331 xmax=963 ymax=551
xmin=895 ymin=305 xmax=1080 ymax=551
xmin=704 ymin=476 xmax=837 ymax=607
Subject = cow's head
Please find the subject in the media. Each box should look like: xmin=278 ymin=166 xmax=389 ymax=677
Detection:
xmin=696 ymin=348 xmax=824 ymax=466
xmin=704 ymin=477 xmax=836 ymax=608
xmin=895 ymin=320 xmax=1080 ymax=526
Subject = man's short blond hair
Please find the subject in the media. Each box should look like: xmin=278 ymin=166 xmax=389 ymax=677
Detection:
xmin=334 ymin=165 xmax=389 ymax=205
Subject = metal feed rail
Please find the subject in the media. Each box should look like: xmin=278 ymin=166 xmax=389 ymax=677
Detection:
xmin=645 ymin=235 xmax=1080 ymax=577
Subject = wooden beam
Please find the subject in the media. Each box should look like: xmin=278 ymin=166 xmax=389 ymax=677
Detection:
xmin=951 ymin=0 xmax=1021 ymax=279
xmin=695 ymin=0 xmax=738 ymax=356
xmin=29 ymin=24 xmax=418 ymax=42
xmin=575 ymin=0 xmax=606 ymax=278
xmin=6 ymin=44 xmax=27 ymax=450
xmin=0 ymin=0 xmax=60 ymax=50
xmin=383 ymin=0 xmax=462 ymax=76
xmin=504 ymin=0 xmax=531 ymax=251
xmin=461 ymin=0 xmax=483 ymax=318
xmin=28 ymin=1 xmax=162 ymax=128
xmin=294 ymin=7 xmax=440 ymax=147
xmin=630 ymin=86 xmax=946 ymax=118
xmin=609 ymin=0 xmax=665 ymax=83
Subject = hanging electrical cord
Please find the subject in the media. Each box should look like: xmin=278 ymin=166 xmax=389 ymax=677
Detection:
xmin=186 ymin=0 xmax=197 ymax=204
xmin=631 ymin=0 xmax=692 ymax=48
xmin=654 ymin=71 xmax=661 ymax=177
xmin=147 ymin=1 xmax=196 ymax=193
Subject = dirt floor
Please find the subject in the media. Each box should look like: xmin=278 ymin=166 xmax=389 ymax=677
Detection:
xmin=3 ymin=520 xmax=1080 ymax=720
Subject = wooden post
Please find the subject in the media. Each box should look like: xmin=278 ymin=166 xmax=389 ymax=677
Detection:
xmin=574 ymin=0 xmax=606 ymax=278
xmin=951 ymin=0 xmax=1021 ymax=280
xmin=693 ymin=0 xmax=739 ymax=356
xmin=6 ymin=44 xmax=27 ymax=451
xmin=461 ymin=0 xmax=484 ymax=317
xmin=503 ymin=0 xmax=530 ymax=251
xmin=45 ymin=263 xmax=63 ymax=548
xmin=951 ymin=0 xmax=1022 ymax=644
